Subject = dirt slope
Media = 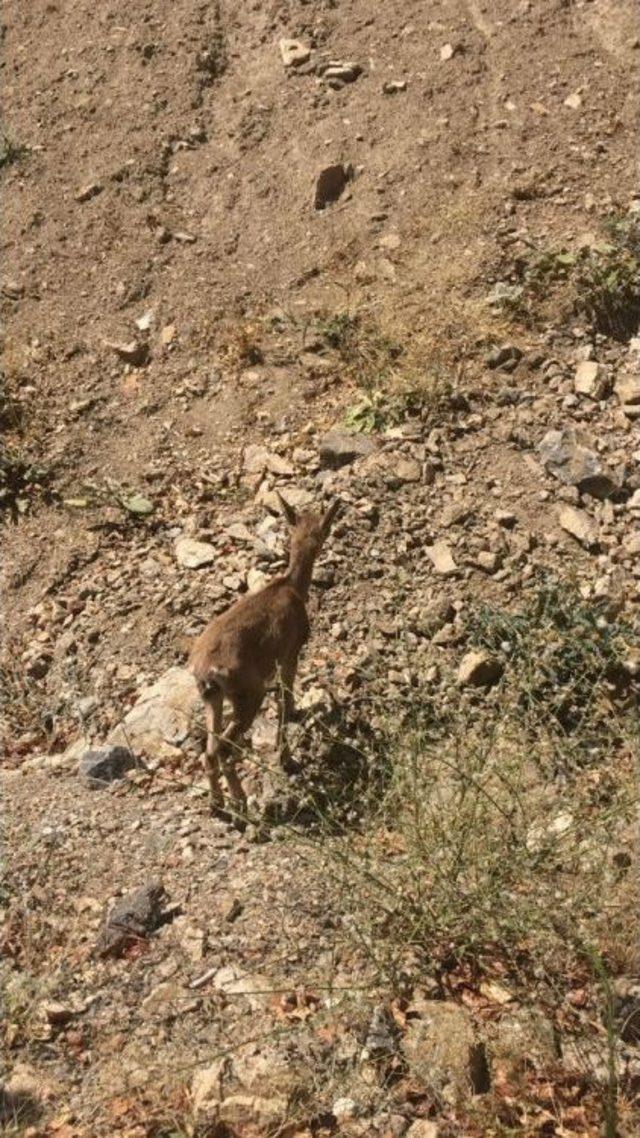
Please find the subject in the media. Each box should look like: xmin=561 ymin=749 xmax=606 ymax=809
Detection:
xmin=2 ymin=1 xmax=639 ymax=1135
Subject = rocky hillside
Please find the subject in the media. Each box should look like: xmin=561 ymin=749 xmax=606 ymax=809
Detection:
xmin=2 ymin=2 xmax=639 ymax=1136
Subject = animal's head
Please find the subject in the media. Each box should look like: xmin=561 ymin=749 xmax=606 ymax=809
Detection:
xmin=276 ymin=493 xmax=341 ymax=559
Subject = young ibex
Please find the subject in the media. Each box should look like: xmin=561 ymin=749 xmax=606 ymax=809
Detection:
xmin=189 ymin=495 xmax=340 ymax=818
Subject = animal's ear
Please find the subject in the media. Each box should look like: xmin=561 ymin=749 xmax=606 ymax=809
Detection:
xmin=276 ymin=491 xmax=298 ymax=527
xmin=321 ymin=498 xmax=341 ymax=536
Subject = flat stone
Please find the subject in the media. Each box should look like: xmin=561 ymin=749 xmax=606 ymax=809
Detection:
xmin=279 ymin=38 xmax=310 ymax=67
xmin=623 ymin=532 xmax=640 ymax=555
xmin=219 ymin=1094 xmax=289 ymax=1128
xmin=558 ymin=504 xmax=598 ymax=550
xmin=258 ymin=486 xmax=314 ymax=513
xmin=42 ymin=1001 xmax=75 ymax=1025
xmin=107 ymin=666 xmax=200 ymax=756
xmin=417 ymin=598 xmax=455 ymax=636
xmin=458 ymin=651 xmax=503 ymax=687
xmin=425 ymin=541 xmax=458 ymax=577
xmin=243 ymin=444 xmax=294 ymax=477
xmin=175 ymin=537 xmax=216 ymax=569
xmin=393 ymin=456 xmax=421 ymax=483
xmin=358 ymin=452 xmax=422 ymax=486
xmin=475 ymin=550 xmax=500 ymax=573
xmin=615 ymin=373 xmax=640 ymax=406
xmin=319 ymin=431 xmax=378 ymax=469
xmin=79 ymin=745 xmax=136 ymax=786
xmin=191 ymin=1060 xmax=225 ymax=1114
xmin=494 ymin=509 xmax=517 ymax=528
xmin=441 ymin=503 xmax=473 ymax=528
xmin=226 ymin=522 xmax=254 ymax=543
xmin=173 ymin=917 xmax=205 ymax=962
xmin=538 ymin=428 xmax=619 ymax=499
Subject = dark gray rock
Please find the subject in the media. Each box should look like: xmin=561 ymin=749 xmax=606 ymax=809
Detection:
xmin=538 ymin=428 xmax=619 ymax=499
xmin=364 ymin=1004 xmax=399 ymax=1058
xmin=97 ymin=880 xmax=169 ymax=957
xmin=314 ymin=164 xmax=352 ymax=210
xmin=486 ymin=344 xmax=523 ymax=370
xmin=614 ymin=977 xmax=640 ymax=1043
xmin=79 ymin=745 xmax=136 ymax=786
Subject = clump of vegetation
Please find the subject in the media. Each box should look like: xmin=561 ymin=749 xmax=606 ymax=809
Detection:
xmin=0 ymin=371 xmax=23 ymax=431
xmin=465 ymin=579 xmax=638 ymax=747
xmin=0 ymin=132 xmax=27 ymax=169
xmin=316 ymin=309 xmax=458 ymax=431
xmin=494 ymin=214 xmax=640 ymax=341
xmin=573 ymin=215 xmax=640 ymax=340
xmin=316 ymin=310 xmax=402 ymax=388
xmin=0 ymin=443 xmax=51 ymax=520
xmin=287 ymin=580 xmax=637 ymax=1077
xmin=218 ymin=317 xmax=265 ymax=367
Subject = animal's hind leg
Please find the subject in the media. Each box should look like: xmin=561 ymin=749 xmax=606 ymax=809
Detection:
xmin=276 ymin=649 xmax=300 ymax=771
xmin=217 ymin=685 xmax=265 ymax=817
xmin=203 ymin=688 xmax=224 ymax=812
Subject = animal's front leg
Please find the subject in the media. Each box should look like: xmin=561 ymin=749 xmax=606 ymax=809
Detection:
xmin=203 ymin=692 xmax=225 ymax=814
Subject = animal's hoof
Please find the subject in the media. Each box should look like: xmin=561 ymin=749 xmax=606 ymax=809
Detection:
xmin=280 ymin=749 xmax=299 ymax=775
xmin=246 ymin=821 xmax=271 ymax=844
xmin=210 ymin=801 xmax=231 ymax=823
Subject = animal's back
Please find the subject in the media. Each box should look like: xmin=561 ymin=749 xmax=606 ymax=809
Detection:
xmin=189 ymin=579 xmax=308 ymax=687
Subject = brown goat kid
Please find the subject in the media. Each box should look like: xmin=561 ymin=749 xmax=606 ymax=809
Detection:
xmin=189 ymin=495 xmax=340 ymax=818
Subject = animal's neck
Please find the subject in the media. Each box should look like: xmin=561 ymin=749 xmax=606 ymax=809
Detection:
xmin=286 ymin=547 xmax=316 ymax=600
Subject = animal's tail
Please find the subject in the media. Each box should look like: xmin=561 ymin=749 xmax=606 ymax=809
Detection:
xmin=177 ymin=633 xmax=194 ymax=658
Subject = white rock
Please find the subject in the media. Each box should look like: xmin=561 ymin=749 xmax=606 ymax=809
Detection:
xmin=247 ymin=567 xmax=268 ymax=593
xmin=279 ymin=38 xmax=310 ymax=67
xmin=615 ymin=372 xmax=640 ymax=406
xmin=558 ymin=504 xmax=598 ymax=549
xmin=226 ymin=522 xmax=254 ymax=543
xmin=332 ymin=1097 xmax=358 ymax=1119
xmin=107 ymin=667 xmax=200 ymax=756
xmin=574 ymin=360 xmax=607 ymax=399
xmin=192 ymin=1060 xmax=225 ymax=1113
xmin=425 ymin=541 xmax=458 ymax=577
xmin=549 ymin=812 xmax=573 ymax=835
xmin=175 ymin=537 xmax=216 ymax=569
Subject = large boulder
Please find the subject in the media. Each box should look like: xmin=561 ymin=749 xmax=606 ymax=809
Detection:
xmin=107 ymin=666 xmax=200 ymax=758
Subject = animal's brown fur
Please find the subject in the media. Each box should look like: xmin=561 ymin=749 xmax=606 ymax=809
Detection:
xmin=189 ymin=495 xmax=340 ymax=818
